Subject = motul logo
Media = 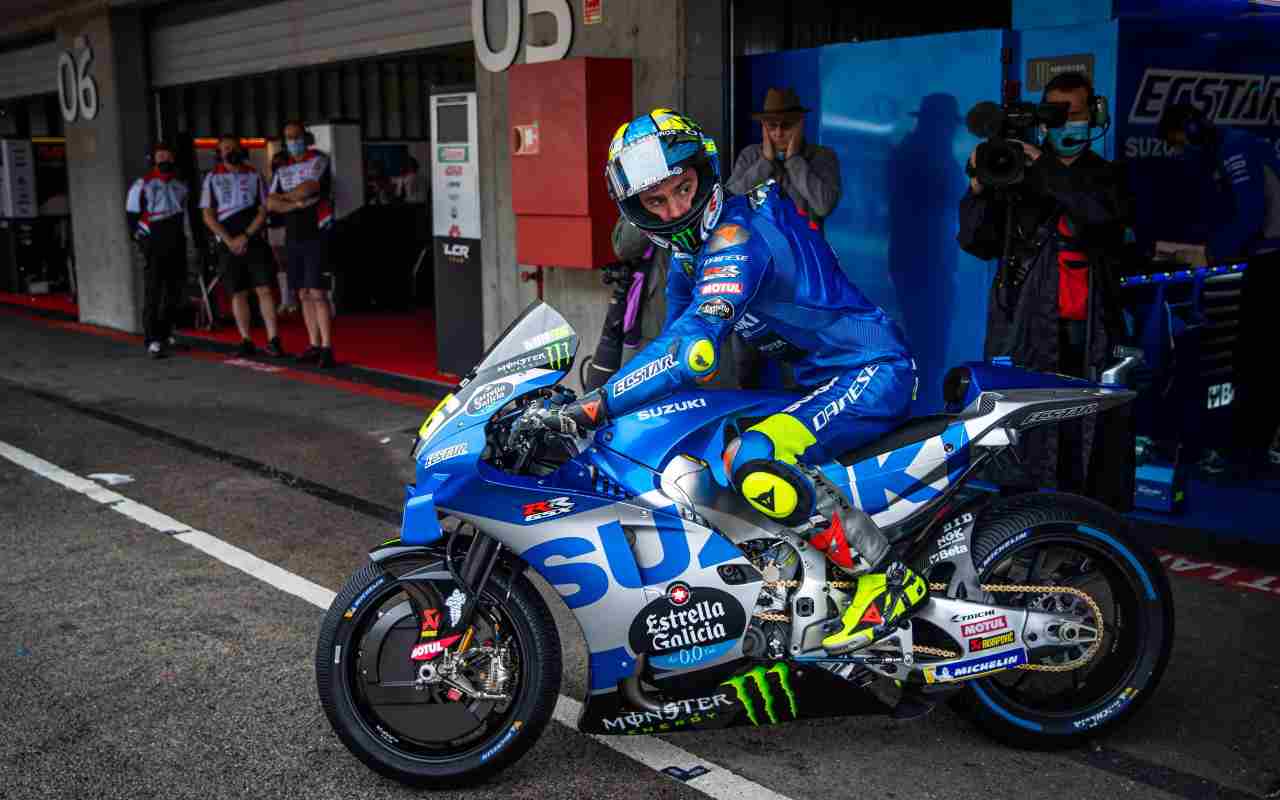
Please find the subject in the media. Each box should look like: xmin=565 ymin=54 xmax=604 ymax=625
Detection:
xmin=961 ymin=616 xmax=1008 ymax=637
xmin=410 ymin=634 xmax=461 ymax=661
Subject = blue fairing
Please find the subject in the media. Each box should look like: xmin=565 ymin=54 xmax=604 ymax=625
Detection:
xmin=953 ymin=359 xmax=1102 ymax=411
xmin=598 ymin=388 xmax=803 ymax=481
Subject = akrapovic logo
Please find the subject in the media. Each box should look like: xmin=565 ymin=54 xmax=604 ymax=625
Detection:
xmin=1021 ymin=403 xmax=1098 ymax=427
xmin=1128 ymin=68 xmax=1280 ymax=127
xmin=613 ymin=354 xmax=676 ymax=397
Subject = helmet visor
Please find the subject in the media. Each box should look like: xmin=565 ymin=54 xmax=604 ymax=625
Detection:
xmin=606 ymin=132 xmax=702 ymax=201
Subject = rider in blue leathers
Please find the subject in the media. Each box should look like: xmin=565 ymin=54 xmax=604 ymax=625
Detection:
xmin=1158 ymin=102 xmax=1280 ymax=473
xmin=552 ymin=108 xmax=928 ymax=654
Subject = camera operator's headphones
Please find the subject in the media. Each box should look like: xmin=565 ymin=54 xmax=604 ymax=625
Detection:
xmin=1040 ymin=74 xmax=1110 ymax=130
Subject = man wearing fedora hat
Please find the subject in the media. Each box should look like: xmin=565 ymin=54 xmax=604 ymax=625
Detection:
xmin=726 ymin=87 xmax=842 ymax=231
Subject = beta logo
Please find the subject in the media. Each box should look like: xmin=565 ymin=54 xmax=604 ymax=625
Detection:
xmin=522 ymin=496 xmax=575 ymax=522
xmin=410 ymin=633 xmax=462 ymax=661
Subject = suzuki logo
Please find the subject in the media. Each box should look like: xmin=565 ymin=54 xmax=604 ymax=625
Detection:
xmin=473 ymin=0 xmax=572 ymax=73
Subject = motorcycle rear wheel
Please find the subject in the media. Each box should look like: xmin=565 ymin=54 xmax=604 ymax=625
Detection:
xmin=951 ymin=492 xmax=1174 ymax=748
xmin=315 ymin=559 xmax=562 ymax=787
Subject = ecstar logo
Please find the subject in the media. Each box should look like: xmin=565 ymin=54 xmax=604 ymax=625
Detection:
xmin=613 ymin=354 xmax=676 ymax=397
xmin=1128 ymin=68 xmax=1280 ymax=127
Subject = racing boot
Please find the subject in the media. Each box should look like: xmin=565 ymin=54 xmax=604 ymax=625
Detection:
xmin=821 ymin=558 xmax=928 ymax=654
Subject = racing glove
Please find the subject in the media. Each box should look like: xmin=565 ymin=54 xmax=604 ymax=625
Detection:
xmin=545 ymin=389 xmax=609 ymax=436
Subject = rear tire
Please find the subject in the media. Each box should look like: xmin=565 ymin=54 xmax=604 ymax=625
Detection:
xmin=315 ymin=559 xmax=562 ymax=787
xmin=950 ymin=492 xmax=1174 ymax=749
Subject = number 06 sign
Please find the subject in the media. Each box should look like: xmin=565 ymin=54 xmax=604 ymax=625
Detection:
xmin=57 ymin=37 xmax=99 ymax=123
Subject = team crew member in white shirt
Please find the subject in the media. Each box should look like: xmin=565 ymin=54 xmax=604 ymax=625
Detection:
xmin=201 ymin=134 xmax=285 ymax=357
xmin=269 ymin=120 xmax=335 ymax=368
xmin=126 ymin=142 xmax=189 ymax=360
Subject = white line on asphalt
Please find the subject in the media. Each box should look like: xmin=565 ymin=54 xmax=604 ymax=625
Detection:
xmin=0 ymin=439 xmax=794 ymax=800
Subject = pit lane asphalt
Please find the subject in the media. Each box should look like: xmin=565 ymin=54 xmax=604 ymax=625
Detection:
xmin=2 ymin=310 xmax=1277 ymax=800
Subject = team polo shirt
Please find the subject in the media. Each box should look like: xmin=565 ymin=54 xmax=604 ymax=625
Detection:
xmin=269 ymin=149 xmax=333 ymax=242
xmin=200 ymin=162 xmax=267 ymax=236
xmin=125 ymin=170 xmax=188 ymax=236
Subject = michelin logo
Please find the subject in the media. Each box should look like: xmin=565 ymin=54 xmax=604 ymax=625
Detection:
xmin=926 ymin=649 xmax=1026 ymax=684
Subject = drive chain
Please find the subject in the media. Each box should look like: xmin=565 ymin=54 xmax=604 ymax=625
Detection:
xmin=755 ymin=580 xmax=1104 ymax=671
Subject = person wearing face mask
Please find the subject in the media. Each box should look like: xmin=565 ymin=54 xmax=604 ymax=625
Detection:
xmin=269 ymin=120 xmax=336 ymax=368
xmin=958 ymin=72 xmax=1136 ymax=502
xmin=1158 ymin=102 xmax=1280 ymax=477
xmin=126 ymin=142 xmax=190 ymax=359
xmin=201 ymin=134 xmax=284 ymax=357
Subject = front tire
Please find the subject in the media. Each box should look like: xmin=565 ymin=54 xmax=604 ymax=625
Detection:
xmin=952 ymin=492 xmax=1174 ymax=748
xmin=315 ymin=558 xmax=562 ymax=787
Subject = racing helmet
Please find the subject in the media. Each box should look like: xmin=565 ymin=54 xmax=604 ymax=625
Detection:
xmin=605 ymin=108 xmax=723 ymax=254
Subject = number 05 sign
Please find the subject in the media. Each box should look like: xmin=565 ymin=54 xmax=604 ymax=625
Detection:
xmin=57 ymin=37 xmax=99 ymax=123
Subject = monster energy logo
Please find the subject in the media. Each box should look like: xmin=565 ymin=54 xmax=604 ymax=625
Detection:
xmin=672 ymin=227 xmax=699 ymax=252
xmin=545 ymin=340 xmax=572 ymax=369
xmin=720 ymin=663 xmax=797 ymax=726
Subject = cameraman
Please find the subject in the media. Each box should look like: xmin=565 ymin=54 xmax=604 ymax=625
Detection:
xmin=958 ymin=72 xmax=1135 ymax=498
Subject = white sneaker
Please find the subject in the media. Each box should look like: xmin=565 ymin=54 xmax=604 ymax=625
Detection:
xmin=148 ymin=341 xmax=164 ymax=359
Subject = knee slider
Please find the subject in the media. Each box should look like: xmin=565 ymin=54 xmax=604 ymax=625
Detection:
xmin=727 ymin=432 xmax=815 ymax=526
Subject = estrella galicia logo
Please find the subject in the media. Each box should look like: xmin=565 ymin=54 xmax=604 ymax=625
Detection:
xmin=628 ymin=586 xmax=746 ymax=656
xmin=720 ymin=663 xmax=798 ymax=726
xmin=698 ymin=298 xmax=734 ymax=321
xmin=466 ymin=382 xmax=514 ymax=416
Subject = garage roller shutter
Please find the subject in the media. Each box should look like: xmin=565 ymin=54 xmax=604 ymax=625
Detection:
xmin=0 ymin=42 xmax=58 ymax=101
xmin=150 ymin=0 xmax=470 ymax=88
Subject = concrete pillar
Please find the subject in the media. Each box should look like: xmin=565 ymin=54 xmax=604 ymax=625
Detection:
xmin=57 ymin=5 xmax=152 ymax=334
xmin=477 ymin=0 xmax=728 ymax=392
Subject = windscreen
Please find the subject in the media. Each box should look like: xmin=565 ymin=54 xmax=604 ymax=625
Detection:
xmin=470 ymin=301 xmax=579 ymax=381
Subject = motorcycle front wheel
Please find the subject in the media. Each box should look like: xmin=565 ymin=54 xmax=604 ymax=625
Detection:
xmin=952 ymin=492 xmax=1174 ymax=748
xmin=315 ymin=558 xmax=562 ymax=787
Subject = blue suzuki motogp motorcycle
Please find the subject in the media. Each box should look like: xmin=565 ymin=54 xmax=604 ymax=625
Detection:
xmin=315 ymin=301 xmax=1173 ymax=788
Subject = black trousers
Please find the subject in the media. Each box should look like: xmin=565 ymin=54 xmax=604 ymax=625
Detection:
xmin=1232 ymin=249 xmax=1280 ymax=469
xmin=1057 ymin=318 xmax=1136 ymax=510
xmin=142 ymin=224 xmax=187 ymax=345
